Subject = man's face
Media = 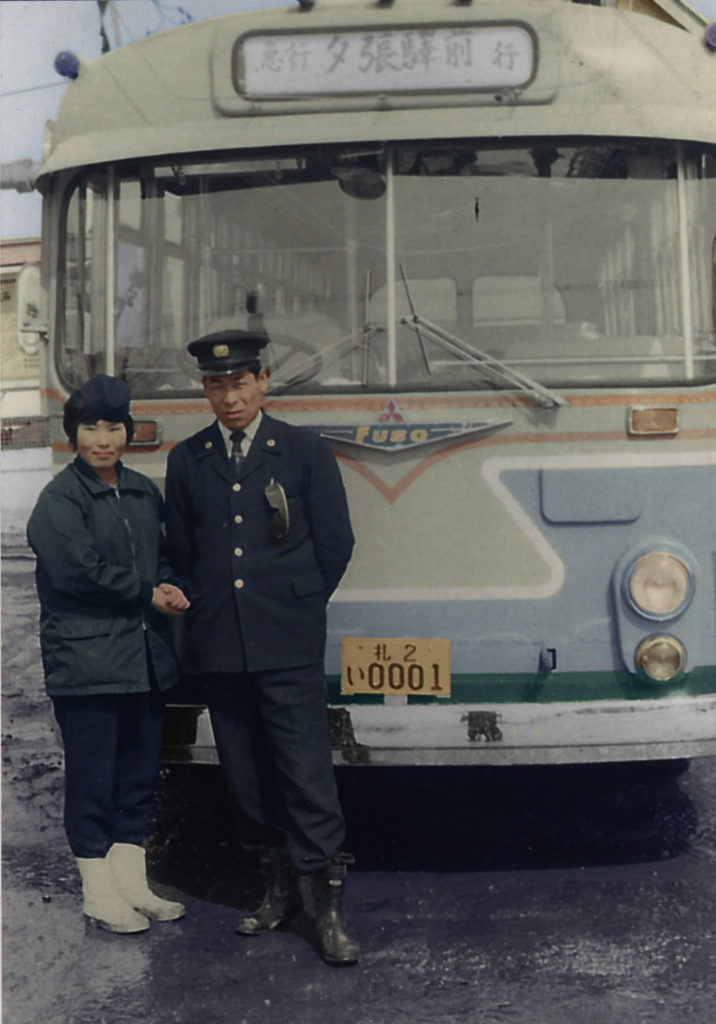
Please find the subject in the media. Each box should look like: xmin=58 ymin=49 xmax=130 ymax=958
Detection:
xmin=203 ymin=369 xmax=269 ymax=432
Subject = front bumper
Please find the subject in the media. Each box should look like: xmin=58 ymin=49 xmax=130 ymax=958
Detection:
xmin=162 ymin=693 xmax=716 ymax=767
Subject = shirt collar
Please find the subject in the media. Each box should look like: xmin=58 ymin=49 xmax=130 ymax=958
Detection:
xmin=216 ymin=409 xmax=262 ymax=455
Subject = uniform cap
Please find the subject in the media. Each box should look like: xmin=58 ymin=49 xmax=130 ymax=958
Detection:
xmin=188 ymin=330 xmax=268 ymax=377
xmin=80 ymin=374 xmax=131 ymax=421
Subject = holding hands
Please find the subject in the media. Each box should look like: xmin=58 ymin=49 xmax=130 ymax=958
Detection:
xmin=152 ymin=582 xmax=190 ymax=617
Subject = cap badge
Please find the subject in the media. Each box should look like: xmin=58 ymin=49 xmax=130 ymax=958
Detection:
xmin=212 ymin=344 xmax=230 ymax=358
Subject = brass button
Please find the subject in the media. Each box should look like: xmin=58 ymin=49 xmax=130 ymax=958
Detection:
xmin=266 ymin=439 xmax=276 ymax=447
xmin=204 ymin=441 xmax=213 ymax=449
xmin=232 ymin=482 xmax=241 ymax=492
xmin=234 ymin=547 xmax=243 ymax=557
xmin=234 ymin=579 xmax=244 ymax=589
xmin=234 ymin=514 xmax=243 ymax=524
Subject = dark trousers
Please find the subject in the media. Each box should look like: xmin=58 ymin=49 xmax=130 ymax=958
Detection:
xmin=51 ymin=680 xmax=165 ymax=859
xmin=205 ymin=664 xmax=345 ymax=874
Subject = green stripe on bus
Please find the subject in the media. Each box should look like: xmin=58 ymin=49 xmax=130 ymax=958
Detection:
xmin=326 ymin=666 xmax=716 ymax=705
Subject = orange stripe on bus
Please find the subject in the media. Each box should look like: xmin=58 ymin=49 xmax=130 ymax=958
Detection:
xmin=51 ymin=428 xmax=716 ymax=456
xmin=43 ymin=388 xmax=716 ymax=415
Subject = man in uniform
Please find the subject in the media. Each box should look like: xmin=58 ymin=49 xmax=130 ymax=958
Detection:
xmin=164 ymin=330 xmax=358 ymax=965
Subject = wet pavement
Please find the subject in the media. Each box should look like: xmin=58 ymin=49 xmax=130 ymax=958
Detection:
xmin=3 ymin=552 xmax=716 ymax=1024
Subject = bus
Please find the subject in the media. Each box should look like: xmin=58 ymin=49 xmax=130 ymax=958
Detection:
xmin=35 ymin=0 xmax=716 ymax=768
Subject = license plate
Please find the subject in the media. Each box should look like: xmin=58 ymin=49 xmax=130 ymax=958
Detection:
xmin=341 ymin=638 xmax=450 ymax=697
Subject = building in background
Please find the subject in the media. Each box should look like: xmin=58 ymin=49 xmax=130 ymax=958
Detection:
xmin=1 ymin=237 xmax=47 ymax=449
xmin=1 ymin=237 xmax=50 ymax=548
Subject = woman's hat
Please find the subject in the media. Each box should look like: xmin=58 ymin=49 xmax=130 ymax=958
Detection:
xmin=80 ymin=374 xmax=131 ymax=421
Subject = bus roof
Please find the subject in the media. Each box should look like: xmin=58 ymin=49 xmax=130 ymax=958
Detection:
xmin=38 ymin=0 xmax=716 ymax=184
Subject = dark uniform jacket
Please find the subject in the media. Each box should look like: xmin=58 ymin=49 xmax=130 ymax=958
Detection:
xmin=164 ymin=413 xmax=354 ymax=675
xmin=26 ymin=457 xmax=179 ymax=696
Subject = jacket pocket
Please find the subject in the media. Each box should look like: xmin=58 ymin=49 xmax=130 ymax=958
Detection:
xmin=290 ymin=572 xmax=325 ymax=598
xmin=53 ymin=617 xmax=114 ymax=639
xmin=41 ymin=616 xmax=121 ymax=694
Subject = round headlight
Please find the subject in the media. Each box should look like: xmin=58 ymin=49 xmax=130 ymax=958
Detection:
xmin=628 ymin=552 xmax=690 ymax=618
xmin=634 ymin=635 xmax=686 ymax=683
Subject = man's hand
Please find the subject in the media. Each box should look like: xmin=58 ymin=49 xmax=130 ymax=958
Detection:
xmin=152 ymin=583 xmax=190 ymax=616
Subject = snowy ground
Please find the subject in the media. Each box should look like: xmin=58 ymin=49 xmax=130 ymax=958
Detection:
xmin=0 ymin=447 xmax=51 ymax=549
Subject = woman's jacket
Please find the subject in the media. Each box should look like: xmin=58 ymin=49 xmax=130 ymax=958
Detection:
xmin=26 ymin=456 xmax=179 ymax=696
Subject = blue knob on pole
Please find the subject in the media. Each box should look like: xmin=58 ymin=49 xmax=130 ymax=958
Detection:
xmin=54 ymin=51 xmax=81 ymax=80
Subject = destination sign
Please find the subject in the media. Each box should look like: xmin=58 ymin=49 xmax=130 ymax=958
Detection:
xmin=238 ymin=25 xmax=535 ymax=98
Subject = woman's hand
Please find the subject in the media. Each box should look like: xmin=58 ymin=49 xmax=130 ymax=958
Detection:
xmin=152 ymin=583 xmax=190 ymax=616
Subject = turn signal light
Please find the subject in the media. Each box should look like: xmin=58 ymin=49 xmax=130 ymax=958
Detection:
xmin=129 ymin=420 xmax=160 ymax=448
xmin=628 ymin=407 xmax=678 ymax=436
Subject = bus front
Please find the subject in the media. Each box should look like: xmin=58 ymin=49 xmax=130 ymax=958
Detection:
xmin=37 ymin=0 xmax=716 ymax=765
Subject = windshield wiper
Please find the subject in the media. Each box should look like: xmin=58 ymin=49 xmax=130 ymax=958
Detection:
xmin=399 ymin=264 xmax=569 ymax=409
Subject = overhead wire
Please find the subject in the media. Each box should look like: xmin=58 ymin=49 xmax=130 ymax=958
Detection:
xmin=0 ymin=82 xmax=65 ymax=98
xmin=0 ymin=0 xmax=191 ymax=98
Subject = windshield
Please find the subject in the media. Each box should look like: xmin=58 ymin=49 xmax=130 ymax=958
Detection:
xmin=58 ymin=141 xmax=716 ymax=397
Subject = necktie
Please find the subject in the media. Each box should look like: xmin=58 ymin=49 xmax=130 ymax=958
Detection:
xmin=230 ymin=429 xmax=245 ymax=466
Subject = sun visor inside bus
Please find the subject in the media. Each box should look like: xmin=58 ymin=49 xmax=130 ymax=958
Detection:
xmin=540 ymin=469 xmax=641 ymax=525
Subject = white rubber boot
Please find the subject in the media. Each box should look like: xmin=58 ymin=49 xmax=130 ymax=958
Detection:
xmin=76 ymin=856 xmax=150 ymax=933
xmin=107 ymin=843 xmax=185 ymax=922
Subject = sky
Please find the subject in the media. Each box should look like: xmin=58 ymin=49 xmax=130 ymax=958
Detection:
xmin=0 ymin=0 xmax=287 ymax=239
xmin=1 ymin=0 xmax=716 ymax=241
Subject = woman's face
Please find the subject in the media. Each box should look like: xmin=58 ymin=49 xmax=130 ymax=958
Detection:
xmin=76 ymin=420 xmax=127 ymax=481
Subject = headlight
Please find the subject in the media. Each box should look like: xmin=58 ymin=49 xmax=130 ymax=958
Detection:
xmin=628 ymin=552 xmax=691 ymax=618
xmin=634 ymin=635 xmax=686 ymax=683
